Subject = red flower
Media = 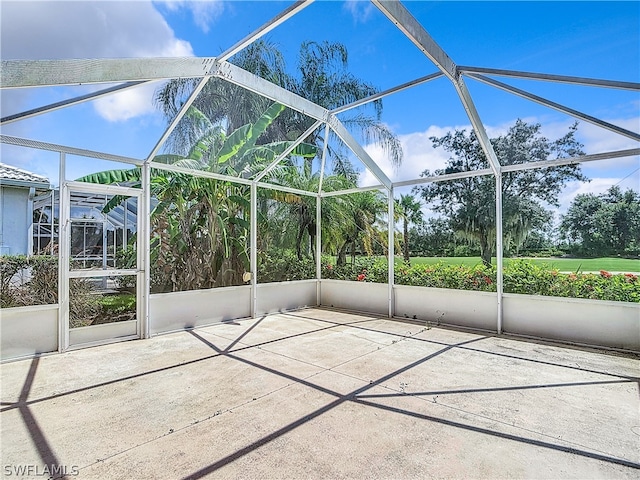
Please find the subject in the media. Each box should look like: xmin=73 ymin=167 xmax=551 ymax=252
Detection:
xmin=326 ymin=264 xmax=333 ymax=270
xmin=600 ymin=270 xmax=612 ymax=278
xmin=484 ymin=276 xmax=492 ymax=284
xmin=357 ymin=273 xmax=366 ymax=281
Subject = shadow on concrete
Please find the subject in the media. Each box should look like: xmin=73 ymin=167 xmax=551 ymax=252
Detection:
xmin=5 ymin=356 xmax=69 ymax=479
xmin=183 ymin=329 xmax=640 ymax=479
xmin=3 ymin=311 xmax=639 ymax=480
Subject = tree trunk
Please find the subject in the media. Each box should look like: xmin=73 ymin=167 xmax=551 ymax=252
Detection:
xmin=337 ymin=239 xmax=349 ymax=267
xmin=295 ymin=222 xmax=305 ymax=260
xmin=402 ymin=218 xmax=410 ymax=263
xmin=479 ymin=232 xmax=492 ymax=268
xmin=351 ymin=239 xmax=356 ymax=264
xmin=308 ymin=223 xmax=316 ymax=262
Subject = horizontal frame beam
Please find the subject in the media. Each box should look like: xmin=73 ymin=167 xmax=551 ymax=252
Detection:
xmin=392 ymin=148 xmax=640 ymax=188
xmin=68 ymin=269 xmax=138 ymax=279
xmin=321 ymin=184 xmax=385 ymax=197
xmin=149 ymin=162 xmax=253 ymax=186
xmin=0 ymin=135 xmax=143 ymax=165
xmin=394 ymin=168 xmax=493 ymax=188
xmin=1 ymin=58 xmax=216 ymax=88
xmin=501 ymin=148 xmax=640 ymax=173
xmin=256 ymin=181 xmax=318 ymax=198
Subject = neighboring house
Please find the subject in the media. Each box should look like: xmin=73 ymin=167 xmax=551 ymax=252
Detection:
xmin=0 ymin=163 xmax=51 ymax=255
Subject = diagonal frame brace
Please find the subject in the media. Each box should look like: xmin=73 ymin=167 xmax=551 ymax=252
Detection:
xmin=253 ymin=120 xmax=323 ymax=182
xmin=467 ymin=73 xmax=640 ymax=142
xmin=213 ymin=61 xmax=330 ymax=122
xmin=328 ymin=114 xmax=392 ymax=189
xmin=1 ymin=81 xmax=149 ymax=126
xmin=372 ymin=0 xmax=502 ymax=176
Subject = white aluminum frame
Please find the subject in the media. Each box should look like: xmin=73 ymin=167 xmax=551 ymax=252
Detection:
xmin=2 ymin=0 xmax=638 ymax=354
xmin=61 ymin=181 xmax=145 ymax=349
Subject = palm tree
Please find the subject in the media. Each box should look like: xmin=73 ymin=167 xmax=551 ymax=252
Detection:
xmin=261 ymin=163 xmax=353 ymax=262
xmin=335 ymin=191 xmax=387 ymax=267
xmin=285 ymin=41 xmax=402 ymax=173
xmin=155 ymin=39 xmax=402 ymax=177
xmin=155 ymin=40 xmax=289 ymax=154
xmin=396 ymin=194 xmax=423 ymax=263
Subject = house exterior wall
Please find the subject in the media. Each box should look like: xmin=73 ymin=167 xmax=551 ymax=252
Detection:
xmin=0 ymin=185 xmax=30 ymax=255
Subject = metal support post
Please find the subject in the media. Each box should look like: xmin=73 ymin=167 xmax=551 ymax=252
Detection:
xmin=141 ymin=162 xmax=151 ymax=339
xmin=388 ymin=187 xmax=395 ymax=318
xmin=123 ymin=198 xmax=128 ymax=248
xmin=27 ymin=187 xmax=35 ymax=256
xmin=250 ymin=182 xmax=258 ymax=318
xmin=57 ymin=152 xmax=69 ymax=351
xmin=316 ymin=195 xmax=322 ymax=306
xmin=50 ymin=190 xmax=55 ymax=255
xmin=495 ymin=173 xmax=504 ymax=334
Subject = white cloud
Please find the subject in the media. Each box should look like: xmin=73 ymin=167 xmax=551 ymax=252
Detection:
xmin=359 ymin=124 xmax=471 ymax=187
xmin=343 ymin=0 xmax=375 ymax=23
xmin=1 ymin=1 xmax=194 ymax=122
xmin=359 ymin=113 xmax=640 ymax=186
xmin=157 ymin=0 xmax=225 ymax=33
xmin=93 ymin=81 xmax=166 ymax=122
xmin=558 ymin=174 xmax=640 ymax=214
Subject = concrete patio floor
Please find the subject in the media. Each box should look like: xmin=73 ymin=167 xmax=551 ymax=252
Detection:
xmin=1 ymin=308 xmax=639 ymax=479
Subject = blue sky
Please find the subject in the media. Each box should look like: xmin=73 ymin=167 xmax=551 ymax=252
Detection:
xmin=1 ymin=0 xmax=638 ymax=213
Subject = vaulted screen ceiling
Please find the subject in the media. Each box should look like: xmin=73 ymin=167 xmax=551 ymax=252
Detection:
xmin=1 ymin=0 xmax=638 ymax=195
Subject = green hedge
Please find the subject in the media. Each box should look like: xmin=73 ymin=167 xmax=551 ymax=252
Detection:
xmin=3 ymin=255 xmax=638 ymax=305
xmin=319 ymin=257 xmax=639 ymax=303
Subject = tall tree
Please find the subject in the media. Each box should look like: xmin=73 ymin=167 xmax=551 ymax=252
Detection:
xmin=560 ymin=186 xmax=640 ymax=257
xmin=396 ymin=194 xmax=423 ymax=263
xmin=80 ymin=103 xmax=316 ymax=291
xmin=408 ymin=217 xmax=458 ymax=257
xmin=415 ymin=120 xmax=586 ymax=266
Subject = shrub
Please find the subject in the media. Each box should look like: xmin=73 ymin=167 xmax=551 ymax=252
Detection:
xmin=1 ymin=255 xmax=104 ymax=326
xmin=503 ymin=260 xmax=638 ymax=302
xmin=323 ymin=257 xmax=638 ymax=302
xmin=396 ymin=262 xmax=495 ymax=292
xmin=322 ymin=256 xmax=387 ymax=283
xmin=258 ymin=250 xmax=316 ymax=282
xmin=1 ymin=255 xmax=58 ymax=308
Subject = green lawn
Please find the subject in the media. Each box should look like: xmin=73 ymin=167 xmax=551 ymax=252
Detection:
xmin=401 ymin=256 xmax=640 ymax=273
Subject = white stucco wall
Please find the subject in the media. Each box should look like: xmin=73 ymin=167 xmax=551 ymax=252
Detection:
xmin=0 ymin=186 xmax=30 ymax=255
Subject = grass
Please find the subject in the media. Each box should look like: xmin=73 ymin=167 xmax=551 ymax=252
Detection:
xmin=100 ymin=293 xmax=136 ymax=313
xmin=400 ymin=256 xmax=640 ymax=273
